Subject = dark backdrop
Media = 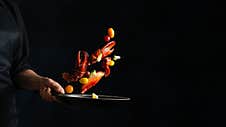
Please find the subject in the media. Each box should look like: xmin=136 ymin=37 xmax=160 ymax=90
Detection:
xmin=15 ymin=0 xmax=145 ymax=127
xmin=14 ymin=0 xmax=226 ymax=127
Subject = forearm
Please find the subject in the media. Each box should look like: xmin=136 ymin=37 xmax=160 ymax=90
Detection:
xmin=14 ymin=69 xmax=65 ymax=102
xmin=14 ymin=69 xmax=44 ymax=91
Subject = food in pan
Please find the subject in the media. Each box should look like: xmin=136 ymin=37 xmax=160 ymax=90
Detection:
xmin=62 ymin=27 xmax=121 ymax=94
xmin=92 ymin=93 xmax=99 ymax=99
xmin=65 ymin=84 xmax=74 ymax=94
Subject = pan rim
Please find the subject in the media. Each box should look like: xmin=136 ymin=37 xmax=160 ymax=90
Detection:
xmin=56 ymin=93 xmax=131 ymax=101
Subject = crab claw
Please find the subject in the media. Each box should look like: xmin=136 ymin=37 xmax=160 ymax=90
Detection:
xmin=101 ymin=41 xmax=116 ymax=58
xmin=62 ymin=50 xmax=89 ymax=82
xmin=90 ymin=41 xmax=116 ymax=64
xmin=76 ymin=50 xmax=89 ymax=71
xmin=72 ymin=50 xmax=89 ymax=81
xmin=81 ymin=71 xmax=105 ymax=94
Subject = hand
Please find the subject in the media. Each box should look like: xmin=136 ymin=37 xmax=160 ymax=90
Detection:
xmin=39 ymin=77 xmax=65 ymax=102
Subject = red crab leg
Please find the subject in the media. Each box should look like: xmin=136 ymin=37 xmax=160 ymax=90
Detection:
xmin=100 ymin=41 xmax=116 ymax=58
xmin=90 ymin=41 xmax=116 ymax=64
xmin=62 ymin=50 xmax=89 ymax=82
xmin=72 ymin=50 xmax=89 ymax=81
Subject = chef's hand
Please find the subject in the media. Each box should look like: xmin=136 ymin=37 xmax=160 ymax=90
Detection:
xmin=39 ymin=77 xmax=65 ymax=102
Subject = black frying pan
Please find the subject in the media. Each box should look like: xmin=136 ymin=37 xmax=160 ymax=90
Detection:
xmin=54 ymin=94 xmax=131 ymax=109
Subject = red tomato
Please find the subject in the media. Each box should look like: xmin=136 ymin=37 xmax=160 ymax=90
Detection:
xmin=104 ymin=35 xmax=111 ymax=42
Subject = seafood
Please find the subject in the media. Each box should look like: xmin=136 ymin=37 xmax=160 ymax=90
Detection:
xmin=90 ymin=41 xmax=116 ymax=64
xmin=62 ymin=50 xmax=89 ymax=82
xmin=63 ymin=27 xmax=120 ymax=93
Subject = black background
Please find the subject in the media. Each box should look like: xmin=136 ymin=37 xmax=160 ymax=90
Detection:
xmin=13 ymin=0 xmax=226 ymax=127
xmin=15 ymin=0 xmax=145 ymax=127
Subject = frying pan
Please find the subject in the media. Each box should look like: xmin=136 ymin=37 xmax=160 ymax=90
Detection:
xmin=54 ymin=94 xmax=131 ymax=109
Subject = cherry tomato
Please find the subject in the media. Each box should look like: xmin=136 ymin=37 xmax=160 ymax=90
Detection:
xmin=104 ymin=35 xmax=111 ymax=42
xmin=107 ymin=28 xmax=115 ymax=38
xmin=65 ymin=84 xmax=74 ymax=93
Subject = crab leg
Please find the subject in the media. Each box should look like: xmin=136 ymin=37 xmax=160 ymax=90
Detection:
xmin=72 ymin=50 xmax=89 ymax=81
xmin=90 ymin=41 xmax=116 ymax=64
xmin=62 ymin=50 xmax=89 ymax=82
xmin=100 ymin=41 xmax=116 ymax=58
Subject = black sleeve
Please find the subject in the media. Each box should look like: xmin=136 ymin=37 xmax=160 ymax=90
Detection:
xmin=9 ymin=0 xmax=32 ymax=76
xmin=12 ymin=28 xmax=32 ymax=75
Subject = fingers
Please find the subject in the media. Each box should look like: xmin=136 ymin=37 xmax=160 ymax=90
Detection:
xmin=39 ymin=77 xmax=65 ymax=102
xmin=42 ymin=77 xmax=65 ymax=94
xmin=40 ymin=87 xmax=56 ymax=102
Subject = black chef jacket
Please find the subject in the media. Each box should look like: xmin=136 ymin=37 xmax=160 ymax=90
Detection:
xmin=0 ymin=0 xmax=31 ymax=126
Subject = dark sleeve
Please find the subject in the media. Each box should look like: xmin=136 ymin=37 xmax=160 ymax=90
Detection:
xmin=12 ymin=28 xmax=32 ymax=75
xmin=9 ymin=1 xmax=32 ymax=76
